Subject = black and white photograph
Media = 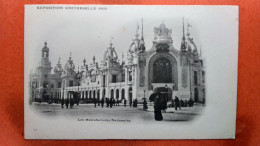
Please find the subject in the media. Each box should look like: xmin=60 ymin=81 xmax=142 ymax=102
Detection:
xmin=24 ymin=5 xmax=238 ymax=139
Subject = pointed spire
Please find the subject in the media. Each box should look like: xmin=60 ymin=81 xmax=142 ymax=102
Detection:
xmin=69 ymin=52 xmax=72 ymax=60
xmin=83 ymin=58 xmax=86 ymax=66
xmin=44 ymin=41 xmax=47 ymax=46
xmin=181 ymin=17 xmax=186 ymax=52
xmin=135 ymin=23 xmax=139 ymax=39
xmin=182 ymin=17 xmax=185 ymax=39
xmin=141 ymin=18 xmax=144 ymax=40
xmin=58 ymin=57 xmax=61 ymax=63
xmin=93 ymin=55 xmax=95 ymax=63
xmin=110 ymin=37 xmax=113 ymax=47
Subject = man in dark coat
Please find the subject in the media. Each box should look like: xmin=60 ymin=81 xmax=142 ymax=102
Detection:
xmin=61 ymin=97 xmax=64 ymax=109
xmin=93 ymin=98 xmax=97 ymax=108
xmin=124 ymin=99 xmax=127 ymax=107
xmin=70 ymin=98 xmax=74 ymax=108
xmin=174 ymin=96 xmax=181 ymax=110
xmin=65 ymin=98 xmax=69 ymax=108
xmin=129 ymin=99 xmax=132 ymax=107
xmin=143 ymin=98 xmax=148 ymax=110
xmin=106 ymin=98 xmax=109 ymax=107
xmin=101 ymin=97 xmax=104 ymax=108
xmin=154 ymin=93 xmax=163 ymax=121
xmin=110 ymin=98 xmax=113 ymax=108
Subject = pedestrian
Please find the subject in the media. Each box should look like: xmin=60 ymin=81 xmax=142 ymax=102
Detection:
xmin=129 ymin=99 xmax=132 ymax=107
xmin=61 ymin=97 xmax=64 ymax=109
xmin=143 ymin=98 xmax=148 ymax=110
xmin=154 ymin=93 xmax=163 ymax=121
xmin=124 ymin=99 xmax=127 ymax=107
xmin=70 ymin=98 xmax=74 ymax=108
xmin=174 ymin=96 xmax=181 ymax=110
xmin=110 ymin=98 xmax=113 ymax=108
xmin=112 ymin=98 xmax=115 ymax=106
xmin=98 ymin=98 xmax=100 ymax=106
xmin=65 ymin=98 xmax=69 ymax=108
xmin=101 ymin=97 xmax=104 ymax=108
xmin=133 ymin=99 xmax=138 ymax=107
xmin=93 ymin=98 xmax=97 ymax=108
xmin=106 ymin=98 xmax=109 ymax=107
xmin=116 ymin=99 xmax=119 ymax=106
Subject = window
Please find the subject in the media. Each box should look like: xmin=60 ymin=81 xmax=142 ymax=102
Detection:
xmin=129 ymin=71 xmax=132 ymax=81
xmin=103 ymin=75 xmax=106 ymax=87
xmin=202 ymin=71 xmax=205 ymax=83
xmin=51 ymin=84 xmax=54 ymax=88
xmin=58 ymin=82 xmax=62 ymax=88
xmin=112 ymin=75 xmax=117 ymax=83
xmin=122 ymin=74 xmax=125 ymax=82
xmin=194 ymin=71 xmax=198 ymax=85
xmin=69 ymin=80 xmax=73 ymax=87
xmin=43 ymin=81 xmax=48 ymax=88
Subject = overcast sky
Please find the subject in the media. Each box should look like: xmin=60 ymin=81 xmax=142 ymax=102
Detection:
xmin=25 ymin=5 xmax=237 ymax=74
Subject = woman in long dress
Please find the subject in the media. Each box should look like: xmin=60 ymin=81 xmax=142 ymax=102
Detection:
xmin=154 ymin=94 xmax=163 ymax=121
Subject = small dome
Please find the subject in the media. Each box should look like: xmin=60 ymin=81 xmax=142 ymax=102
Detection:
xmin=65 ymin=55 xmax=75 ymax=71
xmin=54 ymin=58 xmax=63 ymax=73
xmin=42 ymin=41 xmax=49 ymax=51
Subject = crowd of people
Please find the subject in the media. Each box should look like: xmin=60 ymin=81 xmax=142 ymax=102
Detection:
xmin=59 ymin=92 xmax=199 ymax=122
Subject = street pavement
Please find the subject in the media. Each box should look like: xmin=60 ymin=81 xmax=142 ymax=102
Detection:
xmin=31 ymin=102 xmax=204 ymax=122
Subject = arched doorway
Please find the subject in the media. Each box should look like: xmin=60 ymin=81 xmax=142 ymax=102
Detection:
xmin=111 ymin=89 xmax=114 ymax=99
xmin=116 ymin=89 xmax=119 ymax=99
xmin=93 ymin=90 xmax=96 ymax=99
xmin=89 ymin=90 xmax=92 ymax=99
xmin=154 ymin=87 xmax=173 ymax=101
xmin=121 ymin=89 xmax=125 ymax=99
xmin=194 ymin=88 xmax=199 ymax=102
xmin=128 ymin=87 xmax=132 ymax=101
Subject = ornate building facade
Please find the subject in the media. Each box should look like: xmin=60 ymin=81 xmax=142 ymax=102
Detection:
xmin=30 ymin=20 xmax=205 ymax=103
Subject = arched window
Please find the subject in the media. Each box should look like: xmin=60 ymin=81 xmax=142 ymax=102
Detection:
xmin=116 ymin=89 xmax=119 ymax=99
xmin=111 ymin=89 xmax=114 ymax=98
xmin=121 ymin=89 xmax=125 ymax=99
xmin=153 ymin=57 xmax=172 ymax=83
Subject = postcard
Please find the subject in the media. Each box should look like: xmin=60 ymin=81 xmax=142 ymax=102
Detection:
xmin=24 ymin=5 xmax=238 ymax=139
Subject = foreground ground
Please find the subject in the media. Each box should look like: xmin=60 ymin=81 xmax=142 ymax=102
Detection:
xmin=31 ymin=102 xmax=204 ymax=122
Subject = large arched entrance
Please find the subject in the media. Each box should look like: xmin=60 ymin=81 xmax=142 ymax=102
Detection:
xmin=148 ymin=53 xmax=178 ymax=90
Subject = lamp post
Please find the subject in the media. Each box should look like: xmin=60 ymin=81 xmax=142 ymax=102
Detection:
xmin=76 ymin=67 xmax=82 ymax=105
xmin=165 ymin=84 xmax=168 ymax=101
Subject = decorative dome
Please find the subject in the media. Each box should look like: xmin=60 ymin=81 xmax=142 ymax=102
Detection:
xmin=54 ymin=57 xmax=63 ymax=73
xmin=65 ymin=53 xmax=75 ymax=71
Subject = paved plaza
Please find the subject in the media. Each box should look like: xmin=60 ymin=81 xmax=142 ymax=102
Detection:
xmin=31 ymin=102 xmax=204 ymax=122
